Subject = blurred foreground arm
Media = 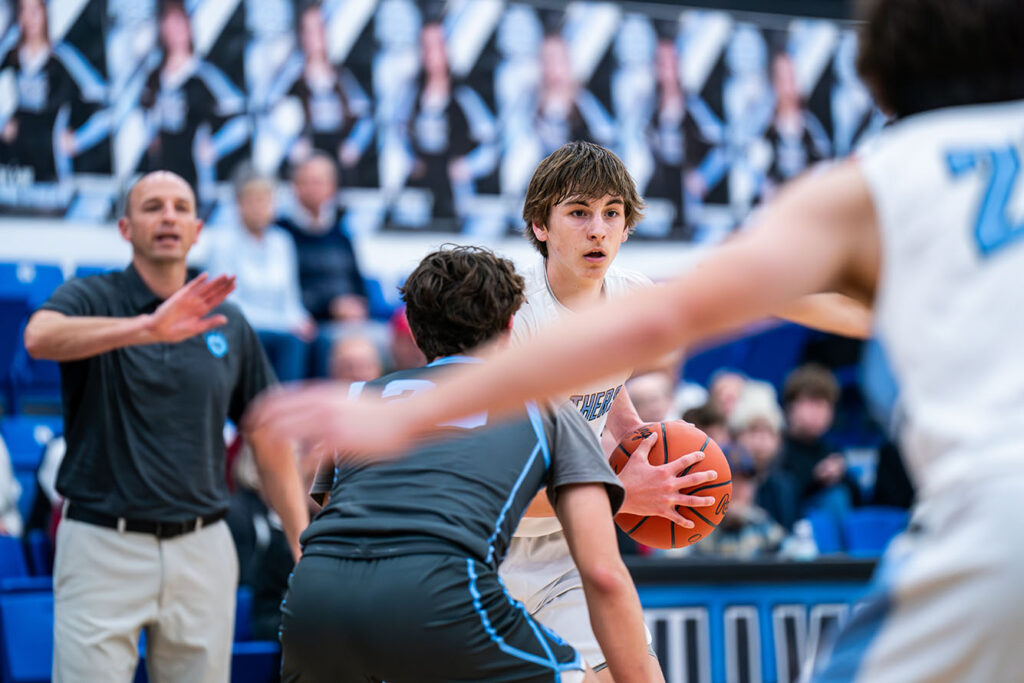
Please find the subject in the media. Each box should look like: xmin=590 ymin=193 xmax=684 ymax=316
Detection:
xmin=556 ymin=483 xmax=663 ymax=683
xmin=775 ymin=292 xmax=873 ymax=338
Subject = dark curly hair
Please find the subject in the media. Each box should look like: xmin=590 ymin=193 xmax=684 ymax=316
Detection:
xmin=400 ymin=245 xmax=525 ymax=361
xmin=857 ymin=0 xmax=1024 ymax=118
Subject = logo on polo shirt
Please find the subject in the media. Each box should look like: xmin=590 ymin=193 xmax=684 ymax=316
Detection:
xmin=205 ymin=331 xmax=228 ymax=358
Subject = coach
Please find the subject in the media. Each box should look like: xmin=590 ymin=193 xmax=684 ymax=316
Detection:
xmin=23 ymin=171 xmax=310 ymax=683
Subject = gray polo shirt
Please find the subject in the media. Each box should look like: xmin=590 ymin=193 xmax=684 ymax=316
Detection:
xmin=302 ymin=359 xmax=624 ymax=567
xmin=39 ymin=265 xmax=276 ymax=522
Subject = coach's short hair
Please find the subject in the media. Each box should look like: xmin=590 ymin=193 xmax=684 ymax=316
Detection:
xmin=400 ymin=245 xmax=524 ymax=362
xmin=522 ymin=142 xmax=645 ymax=258
xmin=857 ymin=0 xmax=1024 ymax=118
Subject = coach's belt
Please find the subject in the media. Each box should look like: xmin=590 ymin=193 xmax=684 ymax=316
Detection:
xmin=65 ymin=502 xmax=227 ymax=539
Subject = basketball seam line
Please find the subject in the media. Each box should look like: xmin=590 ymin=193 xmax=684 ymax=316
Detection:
xmin=685 ymin=480 xmax=732 ymax=495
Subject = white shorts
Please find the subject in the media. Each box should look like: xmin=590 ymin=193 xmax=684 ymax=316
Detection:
xmin=810 ymin=474 xmax=1024 ymax=682
xmin=500 ymin=530 xmax=654 ymax=671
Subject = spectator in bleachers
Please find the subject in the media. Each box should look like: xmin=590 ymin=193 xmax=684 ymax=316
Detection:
xmin=779 ymin=364 xmax=860 ymax=523
xmin=686 ymin=446 xmax=786 ymax=559
xmin=205 ymin=167 xmax=315 ymax=381
xmin=683 ymin=403 xmax=731 ymax=450
xmin=278 ymin=152 xmax=369 ymax=324
xmin=625 ymin=371 xmax=675 ymax=424
xmin=0 ymin=435 xmax=22 ymax=537
xmin=706 ymin=368 xmax=747 ymax=422
xmin=728 ymin=380 xmax=799 ymax=530
xmin=329 ymin=334 xmax=383 ymax=385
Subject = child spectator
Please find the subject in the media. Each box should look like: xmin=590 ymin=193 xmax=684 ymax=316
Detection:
xmin=728 ymin=381 xmax=799 ymax=530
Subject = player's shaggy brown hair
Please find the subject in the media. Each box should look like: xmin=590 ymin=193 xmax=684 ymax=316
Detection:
xmin=400 ymin=245 xmax=525 ymax=361
xmin=522 ymin=142 xmax=645 ymax=257
xmin=857 ymin=0 xmax=1024 ymax=118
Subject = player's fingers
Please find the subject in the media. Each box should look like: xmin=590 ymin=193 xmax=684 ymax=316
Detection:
xmin=668 ymin=450 xmax=705 ymax=473
xmin=676 ymin=469 xmax=718 ymax=489
xmin=667 ymin=509 xmax=696 ymax=529
xmin=196 ymin=315 xmax=228 ymax=334
xmin=631 ymin=432 xmax=659 ymax=457
xmin=675 ymin=493 xmax=716 ymax=508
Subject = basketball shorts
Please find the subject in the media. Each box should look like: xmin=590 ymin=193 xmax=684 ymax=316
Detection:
xmin=501 ymin=531 xmax=655 ymax=672
xmin=279 ymin=552 xmax=586 ymax=682
xmin=810 ymin=474 xmax=1024 ymax=682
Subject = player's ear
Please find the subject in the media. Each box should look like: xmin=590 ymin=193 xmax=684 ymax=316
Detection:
xmin=531 ymin=222 xmax=548 ymax=242
xmin=506 ymin=315 xmax=514 ymax=331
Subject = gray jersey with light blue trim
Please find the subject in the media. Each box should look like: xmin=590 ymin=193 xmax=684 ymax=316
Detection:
xmin=301 ymin=362 xmax=622 ymax=567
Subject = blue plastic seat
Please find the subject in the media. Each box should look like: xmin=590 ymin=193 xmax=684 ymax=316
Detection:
xmin=234 ymin=586 xmax=253 ymax=642
xmin=842 ymin=506 xmax=909 ymax=557
xmin=0 ymin=299 xmax=31 ymax=412
xmin=0 ymin=536 xmax=28 ymax=580
xmin=230 ymin=641 xmax=281 ymax=683
xmin=0 ymin=263 xmax=64 ymax=309
xmin=1 ymin=416 xmax=62 ymax=471
xmin=806 ymin=508 xmax=844 ymax=554
xmin=0 ymin=576 xmax=51 ymax=594
xmin=0 ymin=590 xmax=53 ymax=683
xmin=23 ymin=531 xmax=51 ymax=577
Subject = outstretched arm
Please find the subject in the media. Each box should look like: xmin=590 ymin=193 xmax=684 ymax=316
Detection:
xmin=246 ymin=161 xmax=878 ymax=455
xmin=556 ymin=483 xmax=663 ymax=683
xmin=24 ymin=273 xmax=235 ymax=361
xmin=775 ymin=292 xmax=873 ymax=339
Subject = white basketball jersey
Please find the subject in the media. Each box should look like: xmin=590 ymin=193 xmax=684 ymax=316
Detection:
xmin=860 ymin=100 xmax=1024 ymax=497
xmin=511 ymin=258 xmax=651 ymax=537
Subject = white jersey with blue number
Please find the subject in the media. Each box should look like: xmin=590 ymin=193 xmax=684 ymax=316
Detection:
xmin=511 ymin=258 xmax=651 ymax=537
xmin=860 ymin=100 xmax=1024 ymax=498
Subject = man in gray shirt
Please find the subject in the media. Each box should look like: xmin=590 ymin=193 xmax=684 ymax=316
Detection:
xmin=25 ymin=171 xmax=309 ymax=683
xmin=281 ymin=246 xmax=658 ymax=682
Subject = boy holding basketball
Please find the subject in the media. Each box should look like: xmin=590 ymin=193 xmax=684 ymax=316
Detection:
xmin=277 ymin=246 xmax=659 ymax=682
xmin=254 ymin=1 xmax=1024 ymax=679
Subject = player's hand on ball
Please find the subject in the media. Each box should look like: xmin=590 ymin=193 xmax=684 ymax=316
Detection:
xmin=617 ymin=432 xmax=717 ymax=527
xmin=243 ymin=382 xmax=415 ymax=461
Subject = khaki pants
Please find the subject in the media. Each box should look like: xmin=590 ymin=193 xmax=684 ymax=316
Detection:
xmin=53 ymin=517 xmax=239 ymax=683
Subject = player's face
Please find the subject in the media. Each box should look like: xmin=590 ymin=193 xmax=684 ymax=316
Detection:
xmin=534 ymin=194 xmax=629 ymax=284
xmin=119 ymin=173 xmax=202 ymax=265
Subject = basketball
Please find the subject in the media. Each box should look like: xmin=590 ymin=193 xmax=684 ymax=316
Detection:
xmin=609 ymin=421 xmax=732 ymax=550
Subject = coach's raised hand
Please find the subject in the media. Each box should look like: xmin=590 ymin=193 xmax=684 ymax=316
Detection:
xmin=144 ymin=272 xmax=235 ymax=343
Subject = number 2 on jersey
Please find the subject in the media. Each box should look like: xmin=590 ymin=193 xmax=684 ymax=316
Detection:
xmin=946 ymin=144 xmax=1024 ymax=257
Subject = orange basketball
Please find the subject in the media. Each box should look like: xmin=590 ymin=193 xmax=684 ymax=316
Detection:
xmin=609 ymin=421 xmax=732 ymax=550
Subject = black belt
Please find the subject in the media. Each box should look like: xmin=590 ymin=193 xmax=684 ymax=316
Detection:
xmin=65 ymin=502 xmax=227 ymax=540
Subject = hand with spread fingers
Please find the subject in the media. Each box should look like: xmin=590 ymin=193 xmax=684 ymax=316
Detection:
xmin=617 ymin=433 xmax=718 ymax=528
xmin=146 ymin=273 xmax=236 ymax=343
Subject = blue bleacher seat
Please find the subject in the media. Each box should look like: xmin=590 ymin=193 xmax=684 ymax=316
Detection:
xmin=0 ymin=590 xmax=53 ymax=683
xmin=0 ymin=263 xmax=64 ymax=309
xmin=842 ymin=506 xmax=909 ymax=557
xmin=230 ymin=641 xmax=281 ymax=683
xmin=0 ymin=577 xmax=51 ymax=594
xmin=806 ymin=508 xmax=844 ymax=555
xmin=363 ymin=276 xmax=396 ymax=321
xmin=234 ymin=586 xmax=253 ymax=642
xmin=9 ymin=347 xmax=62 ymax=415
xmin=73 ymin=265 xmax=117 ymax=280
xmin=23 ymin=531 xmax=51 ymax=578
xmin=0 ymin=299 xmax=31 ymax=412
xmin=0 ymin=536 xmax=28 ymax=582
xmin=1 ymin=416 xmax=61 ymax=470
